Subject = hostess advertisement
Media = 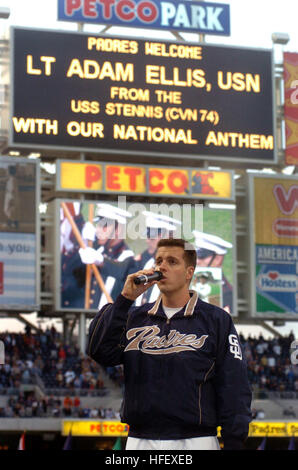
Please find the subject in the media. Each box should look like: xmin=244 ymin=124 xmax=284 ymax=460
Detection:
xmin=250 ymin=174 xmax=298 ymax=318
xmin=58 ymin=0 xmax=231 ymax=36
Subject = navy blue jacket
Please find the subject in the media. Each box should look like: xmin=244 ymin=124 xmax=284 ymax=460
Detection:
xmin=87 ymin=291 xmax=252 ymax=449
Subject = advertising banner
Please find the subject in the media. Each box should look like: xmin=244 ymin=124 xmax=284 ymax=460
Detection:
xmin=57 ymin=0 xmax=231 ymax=36
xmin=62 ymin=420 xmax=129 ymax=437
xmin=56 ymin=160 xmax=234 ymax=200
xmin=284 ymin=52 xmax=298 ymax=166
xmin=11 ymin=27 xmax=275 ymax=164
xmin=56 ymin=199 xmax=236 ymax=314
xmin=250 ymin=175 xmax=298 ymax=318
xmin=0 ymin=157 xmax=39 ymax=310
xmin=248 ymin=422 xmax=298 ymax=438
xmin=62 ymin=419 xmax=298 ymax=438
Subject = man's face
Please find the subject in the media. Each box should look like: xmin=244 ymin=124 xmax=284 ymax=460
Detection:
xmin=95 ymin=222 xmax=115 ymax=245
xmin=154 ymin=246 xmax=194 ymax=294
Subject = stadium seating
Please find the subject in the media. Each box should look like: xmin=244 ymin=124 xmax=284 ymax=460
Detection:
xmin=0 ymin=328 xmax=297 ymax=419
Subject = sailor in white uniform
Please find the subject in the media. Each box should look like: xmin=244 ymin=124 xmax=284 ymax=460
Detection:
xmin=79 ymin=203 xmax=135 ymax=309
xmin=192 ymin=230 xmax=234 ymax=313
xmin=192 ymin=272 xmax=212 ymax=302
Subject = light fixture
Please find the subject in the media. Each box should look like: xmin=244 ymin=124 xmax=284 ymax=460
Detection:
xmin=271 ymin=32 xmax=290 ymax=45
xmin=0 ymin=7 xmax=10 ymax=19
xmin=28 ymin=152 xmax=41 ymax=159
xmin=261 ymin=168 xmax=277 ymax=174
xmin=39 ymin=203 xmax=48 ymax=214
xmin=40 ymin=162 xmax=56 ymax=174
xmin=282 ymin=165 xmax=295 ymax=175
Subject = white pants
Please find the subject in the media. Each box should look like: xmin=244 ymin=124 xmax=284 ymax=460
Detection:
xmin=126 ymin=436 xmax=220 ymax=450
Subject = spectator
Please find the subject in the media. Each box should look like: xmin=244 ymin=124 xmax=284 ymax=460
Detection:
xmin=63 ymin=396 xmax=73 ymax=408
xmin=256 ymin=409 xmax=265 ymax=419
xmin=267 ymin=355 xmax=276 ymax=368
xmin=283 ymin=406 xmax=296 ymax=418
xmin=58 ymin=344 xmax=66 ymax=360
xmin=56 ymin=370 xmax=64 ymax=387
xmin=41 ymin=397 xmax=48 ymax=415
xmin=21 ymin=368 xmax=31 ymax=385
xmin=105 ymin=408 xmax=115 ymax=419
xmin=90 ymin=407 xmax=99 ymax=418
xmin=64 ymin=368 xmax=76 ymax=387
xmin=73 ymin=376 xmax=82 ymax=389
xmin=73 ymin=396 xmax=81 ymax=408
xmin=273 ymin=340 xmax=282 ymax=357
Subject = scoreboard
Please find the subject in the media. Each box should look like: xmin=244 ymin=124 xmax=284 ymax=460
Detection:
xmin=10 ymin=27 xmax=275 ymax=163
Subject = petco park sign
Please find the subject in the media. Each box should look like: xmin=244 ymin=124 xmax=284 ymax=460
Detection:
xmin=58 ymin=0 xmax=231 ymax=36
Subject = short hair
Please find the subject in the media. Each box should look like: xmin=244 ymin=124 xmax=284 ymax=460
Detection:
xmin=156 ymin=238 xmax=197 ymax=269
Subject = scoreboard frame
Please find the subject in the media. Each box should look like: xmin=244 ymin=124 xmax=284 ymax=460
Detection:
xmin=8 ymin=26 xmax=277 ymax=164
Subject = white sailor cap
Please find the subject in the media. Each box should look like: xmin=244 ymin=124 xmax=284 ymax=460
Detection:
xmin=94 ymin=203 xmax=132 ymax=225
xmin=192 ymin=230 xmax=232 ymax=256
xmin=196 ymin=272 xmax=210 ymax=279
xmin=142 ymin=211 xmax=181 ymax=236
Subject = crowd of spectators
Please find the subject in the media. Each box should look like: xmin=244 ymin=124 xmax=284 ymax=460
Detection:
xmin=0 ymin=392 xmax=120 ymax=419
xmin=0 ymin=326 xmax=123 ymax=394
xmin=0 ymin=326 xmax=297 ymax=419
xmin=240 ymin=332 xmax=298 ymax=395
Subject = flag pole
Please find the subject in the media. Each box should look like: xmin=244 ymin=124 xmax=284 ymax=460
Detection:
xmin=84 ymin=204 xmax=94 ymax=309
xmin=18 ymin=430 xmax=26 ymax=450
xmin=61 ymin=202 xmax=113 ymax=303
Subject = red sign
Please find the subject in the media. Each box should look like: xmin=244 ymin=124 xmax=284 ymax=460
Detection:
xmin=58 ymin=160 xmax=234 ymax=200
xmin=284 ymin=52 xmax=298 ymax=166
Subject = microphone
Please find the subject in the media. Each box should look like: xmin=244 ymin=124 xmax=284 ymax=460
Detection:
xmin=134 ymin=271 xmax=163 ymax=285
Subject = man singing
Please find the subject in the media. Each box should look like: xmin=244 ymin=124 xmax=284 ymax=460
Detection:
xmin=87 ymin=238 xmax=252 ymax=450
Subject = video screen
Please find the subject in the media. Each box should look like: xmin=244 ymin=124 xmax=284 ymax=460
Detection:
xmin=58 ymin=199 xmax=235 ymax=314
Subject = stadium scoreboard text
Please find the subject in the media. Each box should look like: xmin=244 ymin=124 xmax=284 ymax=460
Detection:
xmin=11 ymin=27 xmax=275 ymax=162
xmin=57 ymin=0 xmax=231 ymax=36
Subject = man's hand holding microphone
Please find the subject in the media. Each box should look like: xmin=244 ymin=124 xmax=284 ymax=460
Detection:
xmin=121 ymin=268 xmax=163 ymax=301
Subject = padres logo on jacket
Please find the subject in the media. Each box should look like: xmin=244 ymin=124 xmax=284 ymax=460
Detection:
xmin=125 ymin=325 xmax=208 ymax=355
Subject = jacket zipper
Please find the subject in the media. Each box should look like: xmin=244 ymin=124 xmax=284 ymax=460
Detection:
xmin=157 ymin=315 xmax=170 ymax=440
xmin=198 ymin=361 xmax=215 ymax=424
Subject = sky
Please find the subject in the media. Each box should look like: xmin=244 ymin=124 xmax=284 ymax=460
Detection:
xmin=0 ymin=0 xmax=297 ymax=338
xmin=0 ymin=0 xmax=297 ymax=51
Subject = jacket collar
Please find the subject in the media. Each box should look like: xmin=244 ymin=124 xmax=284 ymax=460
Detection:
xmin=147 ymin=290 xmax=199 ymax=317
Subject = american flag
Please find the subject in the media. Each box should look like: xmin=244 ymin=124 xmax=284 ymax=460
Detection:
xmin=18 ymin=432 xmax=25 ymax=450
